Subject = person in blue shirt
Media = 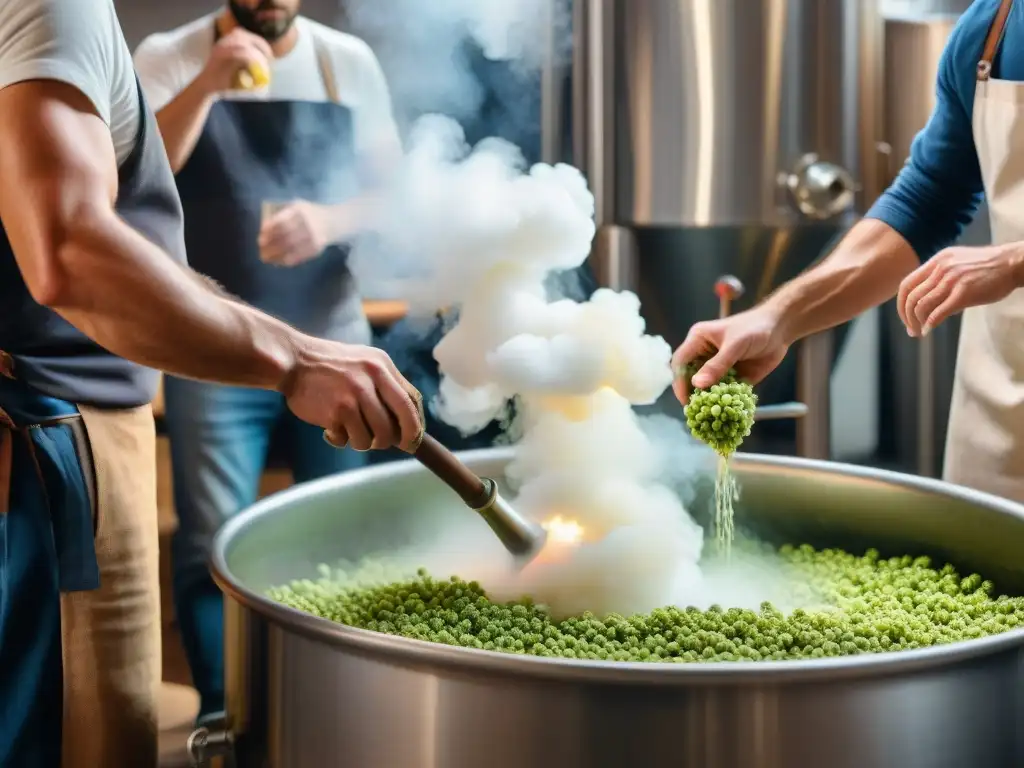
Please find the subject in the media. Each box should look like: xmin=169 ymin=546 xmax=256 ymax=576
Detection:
xmin=673 ymin=0 xmax=1024 ymax=503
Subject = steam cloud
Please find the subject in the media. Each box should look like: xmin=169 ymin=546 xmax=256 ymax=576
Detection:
xmin=344 ymin=0 xmax=571 ymax=130
xmin=342 ymin=0 xmax=795 ymax=619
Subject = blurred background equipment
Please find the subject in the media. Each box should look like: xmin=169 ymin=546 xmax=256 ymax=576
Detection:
xmin=530 ymin=0 xmax=987 ymax=468
xmin=542 ymin=0 xmax=887 ymax=460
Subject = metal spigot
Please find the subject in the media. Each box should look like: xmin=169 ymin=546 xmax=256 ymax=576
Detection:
xmin=714 ymin=275 xmax=745 ymax=319
xmin=779 ymin=153 xmax=859 ymax=220
xmin=187 ymin=713 xmax=234 ymax=767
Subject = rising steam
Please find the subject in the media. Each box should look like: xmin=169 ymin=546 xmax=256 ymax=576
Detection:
xmin=344 ymin=0 xmax=571 ymax=130
xmin=342 ymin=0 xmax=796 ymax=619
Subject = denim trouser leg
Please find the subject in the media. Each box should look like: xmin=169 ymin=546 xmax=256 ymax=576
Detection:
xmin=0 ymin=429 xmax=63 ymax=768
xmin=163 ymin=378 xmax=280 ymax=717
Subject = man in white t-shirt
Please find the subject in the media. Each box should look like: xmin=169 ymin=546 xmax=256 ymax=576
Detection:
xmin=0 ymin=0 xmax=422 ymax=765
xmin=133 ymin=0 xmax=405 ymax=721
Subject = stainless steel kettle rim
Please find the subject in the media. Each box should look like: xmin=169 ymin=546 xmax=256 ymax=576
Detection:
xmin=210 ymin=448 xmax=1024 ymax=687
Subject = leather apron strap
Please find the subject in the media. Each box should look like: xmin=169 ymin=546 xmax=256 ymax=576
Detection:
xmin=315 ymin=39 xmax=342 ymax=105
xmin=978 ymin=0 xmax=1015 ymax=81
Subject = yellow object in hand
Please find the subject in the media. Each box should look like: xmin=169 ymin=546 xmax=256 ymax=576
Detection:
xmin=232 ymin=62 xmax=271 ymax=91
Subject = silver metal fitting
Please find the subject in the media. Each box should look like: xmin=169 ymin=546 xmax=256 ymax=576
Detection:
xmin=474 ymin=478 xmax=548 ymax=561
xmin=779 ymin=153 xmax=859 ymax=220
xmin=187 ymin=721 xmax=234 ymax=767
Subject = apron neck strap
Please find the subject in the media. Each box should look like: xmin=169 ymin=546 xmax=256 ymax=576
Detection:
xmin=978 ymin=0 xmax=1014 ymax=81
xmin=211 ymin=18 xmax=342 ymax=104
xmin=314 ymin=40 xmax=341 ymax=105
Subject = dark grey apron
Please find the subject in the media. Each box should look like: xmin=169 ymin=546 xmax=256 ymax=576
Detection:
xmin=174 ymin=28 xmax=366 ymax=340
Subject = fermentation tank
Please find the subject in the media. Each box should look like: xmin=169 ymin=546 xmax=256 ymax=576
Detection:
xmin=552 ymin=0 xmax=889 ymax=458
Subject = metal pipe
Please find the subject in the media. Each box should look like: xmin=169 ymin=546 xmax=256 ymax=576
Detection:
xmin=855 ymin=0 xmax=887 ymax=210
xmin=540 ymin=0 xmax=569 ymax=164
xmin=573 ymin=0 xmax=617 ymax=227
xmin=570 ymin=0 xmax=589 ymax=175
xmin=755 ymin=402 xmax=809 ymax=421
xmin=796 ymin=331 xmax=833 ymax=459
xmin=221 ymin=594 xmax=264 ymax=763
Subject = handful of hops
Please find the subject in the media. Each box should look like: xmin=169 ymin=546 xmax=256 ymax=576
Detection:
xmin=683 ymin=361 xmax=757 ymax=457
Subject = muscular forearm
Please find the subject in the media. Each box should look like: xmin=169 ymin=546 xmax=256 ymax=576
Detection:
xmin=154 ymin=76 xmax=216 ymax=174
xmin=46 ymin=206 xmax=301 ymax=389
xmin=764 ymin=218 xmax=921 ymax=343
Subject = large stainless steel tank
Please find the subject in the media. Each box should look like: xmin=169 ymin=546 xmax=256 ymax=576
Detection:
xmin=564 ymin=0 xmax=888 ymax=459
xmin=197 ymin=449 xmax=1024 ymax=767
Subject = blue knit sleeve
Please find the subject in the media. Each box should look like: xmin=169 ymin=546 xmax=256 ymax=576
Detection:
xmin=865 ymin=11 xmax=987 ymax=260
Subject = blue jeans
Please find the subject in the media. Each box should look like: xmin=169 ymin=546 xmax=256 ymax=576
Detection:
xmin=163 ymin=377 xmax=366 ymax=717
xmin=0 ymin=380 xmax=102 ymax=767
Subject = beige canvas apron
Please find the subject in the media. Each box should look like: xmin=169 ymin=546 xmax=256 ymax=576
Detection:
xmin=943 ymin=0 xmax=1024 ymax=500
xmin=59 ymin=405 xmax=162 ymax=767
xmin=0 ymin=397 xmax=161 ymax=767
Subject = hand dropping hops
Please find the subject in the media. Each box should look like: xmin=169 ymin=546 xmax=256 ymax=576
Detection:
xmin=683 ymin=363 xmax=757 ymax=457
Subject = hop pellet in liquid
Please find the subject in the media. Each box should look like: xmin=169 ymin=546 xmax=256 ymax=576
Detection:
xmin=269 ymin=546 xmax=1024 ymax=663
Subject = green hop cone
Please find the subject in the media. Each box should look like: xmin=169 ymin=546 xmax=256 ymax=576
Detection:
xmin=681 ymin=359 xmax=757 ymax=457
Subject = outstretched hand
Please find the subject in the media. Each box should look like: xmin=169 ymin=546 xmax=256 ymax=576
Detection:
xmin=897 ymin=244 xmax=1024 ymax=336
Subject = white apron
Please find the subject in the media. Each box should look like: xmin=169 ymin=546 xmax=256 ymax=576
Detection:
xmin=943 ymin=0 xmax=1024 ymax=500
